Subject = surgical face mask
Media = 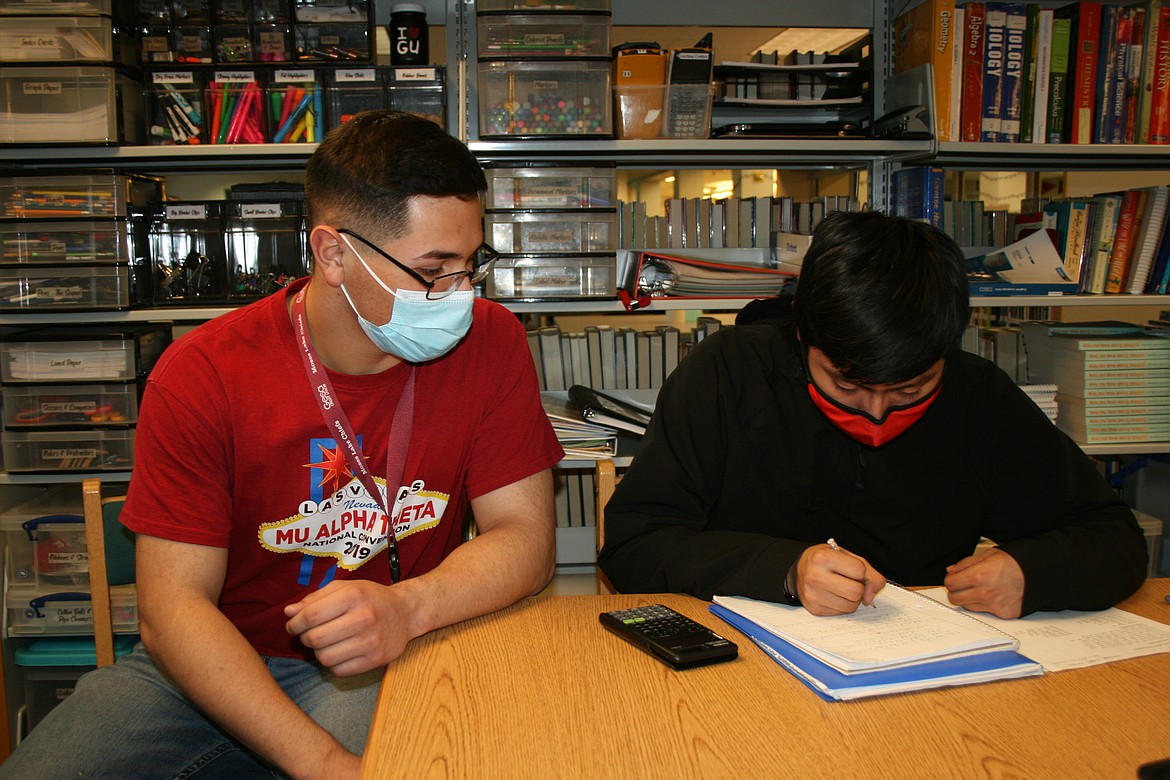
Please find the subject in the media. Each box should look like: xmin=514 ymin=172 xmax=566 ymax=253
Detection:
xmin=339 ymin=234 xmax=474 ymax=362
xmin=807 ymin=377 xmax=941 ymax=448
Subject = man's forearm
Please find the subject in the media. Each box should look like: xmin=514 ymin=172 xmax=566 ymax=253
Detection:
xmin=140 ymin=597 xmax=356 ymax=779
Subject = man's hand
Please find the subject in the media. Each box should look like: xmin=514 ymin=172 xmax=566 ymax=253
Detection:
xmin=794 ymin=542 xmax=887 ymax=616
xmin=284 ymin=579 xmax=417 ymax=676
xmin=943 ymin=548 xmax=1025 ymax=619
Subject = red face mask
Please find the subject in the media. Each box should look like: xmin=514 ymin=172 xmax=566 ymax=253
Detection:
xmin=807 ymin=378 xmax=941 ymax=447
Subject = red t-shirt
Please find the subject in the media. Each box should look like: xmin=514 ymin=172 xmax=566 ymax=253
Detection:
xmin=121 ymin=278 xmax=563 ymax=658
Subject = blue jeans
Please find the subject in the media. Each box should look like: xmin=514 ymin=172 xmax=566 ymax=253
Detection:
xmin=0 ymin=644 xmax=382 ymax=779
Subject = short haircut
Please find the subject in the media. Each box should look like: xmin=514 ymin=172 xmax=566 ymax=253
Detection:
xmin=304 ymin=110 xmax=487 ymax=241
xmin=792 ymin=210 xmax=969 ymax=384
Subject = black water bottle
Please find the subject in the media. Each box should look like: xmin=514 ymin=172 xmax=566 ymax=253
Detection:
xmin=389 ymin=3 xmax=428 ymax=66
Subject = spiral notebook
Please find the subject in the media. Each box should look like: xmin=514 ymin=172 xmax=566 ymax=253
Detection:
xmin=710 ymin=585 xmax=1043 ymax=700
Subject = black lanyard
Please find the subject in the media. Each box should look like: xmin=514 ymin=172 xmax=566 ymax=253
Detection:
xmin=291 ymin=284 xmax=414 ymax=582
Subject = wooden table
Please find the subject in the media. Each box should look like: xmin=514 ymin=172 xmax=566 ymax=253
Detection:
xmin=362 ymin=579 xmax=1170 ymax=780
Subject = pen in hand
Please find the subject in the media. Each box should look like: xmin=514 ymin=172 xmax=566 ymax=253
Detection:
xmin=827 ymin=538 xmax=877 ymax=608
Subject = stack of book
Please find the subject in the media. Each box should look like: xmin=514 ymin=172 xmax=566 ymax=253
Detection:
xmin=1020 ymin=383 xmax=1059 ymax=423
xmin=1039 ymin=334 xmax=1170 ymax=444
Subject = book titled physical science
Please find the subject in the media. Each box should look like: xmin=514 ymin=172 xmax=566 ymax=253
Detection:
xmin=710 ymin=585 xmax=1043 ymax=701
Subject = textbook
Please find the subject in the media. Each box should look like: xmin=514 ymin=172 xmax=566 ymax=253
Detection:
xmin=710 ymin=586 xmax=1042 ymax=701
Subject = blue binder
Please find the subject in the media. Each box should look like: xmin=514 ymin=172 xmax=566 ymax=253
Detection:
xmin=709 ymin=603 xmax=1043 ymax=701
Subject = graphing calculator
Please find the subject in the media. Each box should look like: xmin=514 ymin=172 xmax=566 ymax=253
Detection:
xmin=665 ymin=43 xmax=713 ymax=137
xmin=599 ymin=604 xmax=738 ymax=670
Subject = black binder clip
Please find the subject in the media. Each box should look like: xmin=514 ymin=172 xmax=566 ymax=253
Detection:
xmin=872 ymin=104 xmax=932 ymax=140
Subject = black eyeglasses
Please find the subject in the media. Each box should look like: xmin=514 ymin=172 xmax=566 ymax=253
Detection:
xmin=337 ymin=228 xmax=500 ymax=300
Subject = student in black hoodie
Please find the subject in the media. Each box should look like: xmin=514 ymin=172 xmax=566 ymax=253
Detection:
xmin=598 ymin=210 xmax=1147 ymax=619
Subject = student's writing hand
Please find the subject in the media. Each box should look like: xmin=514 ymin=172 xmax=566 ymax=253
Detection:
xmin=795 ymin=542 xmax=887 ymax=616
xmin=943 ymin=548 xmax=1025 ymax=619
xmin=284 ymin=579 xmax=417 ymax=676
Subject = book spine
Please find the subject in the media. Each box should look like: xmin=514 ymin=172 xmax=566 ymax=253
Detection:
xmin=962 ymin=2 xmax=987 ymax=141
xmin=1138 ymin=2 xmax=1161 ymax=143
xmin=1095 ymin=5 xmax=1122 ymax=144
xmin=1056 ymin=354 xmax=1170 ymax=369
xmin=1031 ymin=8 xmax=1055 ymax=143
xmin=1151 ymin=6 xmax=1170 ymax=143
xmin=950 ymin=6 xmax=966 ymax=142
xmin=938 ymin=0 xmax=959 ymax=142
xmin=982 ymin=4 xmax=1008 ymax=141
xmin=1063 ymin=201 xmax=1091 ymax=283
xmin=927 ymin=166 xmax=945 ymax=228
xmin=1109 ymin=187 xmax=1146 ymax=292
xmin=1126 ymin=6 xmax=1147 ymax=144
xmin=1087 ymin=195 xmax=1121 ymax=292
xmin=1105 ymin=189 xmax=1142 ymax=293
xmin=1115 ymin=7 xmax=1137 ymax=144
xmin=997 ymin=3 xmax=1026 ymax=143
xmin=1048 ymin=16 xmax=1073 ymax=142
xmin=1070 ymin=1 xmax=1103 ymax=143
xmin=1019 ymin=3 xmax=1041 ymax=143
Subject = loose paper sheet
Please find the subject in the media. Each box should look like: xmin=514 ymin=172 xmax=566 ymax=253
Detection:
xmin=917 ymin=587 xmax=1170 ymax=671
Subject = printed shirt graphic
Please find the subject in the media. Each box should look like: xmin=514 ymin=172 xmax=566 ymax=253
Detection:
xmin=259 ymin=436 xmax=449 ymax=571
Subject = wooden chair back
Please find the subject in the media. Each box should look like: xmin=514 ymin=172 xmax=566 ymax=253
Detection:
xmin=82 ymin=478 xmax=134 ymax=668
xmin=594 ymin=459 xmax=621 ymax=594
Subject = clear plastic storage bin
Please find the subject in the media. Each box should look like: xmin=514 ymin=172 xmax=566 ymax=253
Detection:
xmin=387 ymin=66 xmax=445 ymax=128
xmin=7 ymin=583 xmax=138 ymax=635
xmin=486 ymin=211 xmax=616 ymax=254
xmin=2 ymin=428 xmax=136 ymax=472
xmin=0 ymin=323 xmax=172 ymax=383
xmin=0 ymin=173 xmax=162 ymax=219
xmin=0 ymin=65 xmax=145 ymax=144
xmin=295 ymin=22 xmax=371 ymax=62
xmin=485 ymin=254 xmax=615 ymax=299
xmin=1 ymin=484 xmax=86 ymax=588
xmin=224 ymin=201 xmax=306 ymax=300
xmin=146 ymin=69 xmax=206 ymax=145
xmin=478 ymin=59 xmax=611 ymax=137
xmin=3 ymin=381 xmax=141 ymax=428
xmin=326 ymin=66 xmax=383 ymax=129
xmin=0 ymin=264 xmax=133 ymax=311
xmin=0 ymin=16 xmax=136 ymax=65
xmin=486 ymin=166 xmax=616 ymax=209
xmin=148 ymin=201 xmax=230 ymax=304
xmin=0 ymin=219 xmax=146 ymax=264
xmin=267 ymin=68 xmax=325 ymax=143
xmin=477 ymin=14 xmax=610 ymax=59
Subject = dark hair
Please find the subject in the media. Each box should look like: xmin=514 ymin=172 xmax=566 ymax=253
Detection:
xmin=791 ymin=210 xmax=969 ymax=384
xmin=304 ymin=110 xmax=487 ymax=241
